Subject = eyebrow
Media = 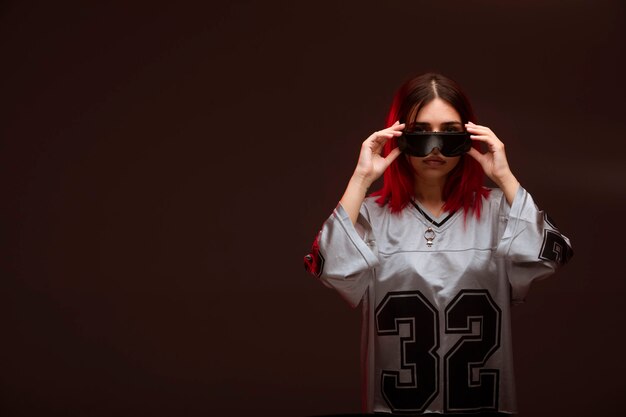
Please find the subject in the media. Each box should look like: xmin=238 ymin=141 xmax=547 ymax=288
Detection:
xmin=409 ymin=121 xmax=463 ymax=126
xmin=407 ymin=121 xmax=463 ymax=127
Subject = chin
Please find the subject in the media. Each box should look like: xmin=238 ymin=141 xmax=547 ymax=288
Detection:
xmin=417 ymin=171 xmax=452 ymax=180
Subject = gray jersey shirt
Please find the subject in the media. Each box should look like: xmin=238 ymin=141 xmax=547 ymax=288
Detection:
xmin=304 ymin=186 xmax=573 ymax=415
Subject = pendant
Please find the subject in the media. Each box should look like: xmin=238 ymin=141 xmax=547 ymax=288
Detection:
xmin=424 ymin=227 xmax=436 ymax=247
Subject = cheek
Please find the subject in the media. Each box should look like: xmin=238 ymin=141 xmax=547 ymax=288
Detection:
xmin=406 ymin=154 xmax=422 ymax=171
xmin=443 ymin=156 xmax=462 ymax=175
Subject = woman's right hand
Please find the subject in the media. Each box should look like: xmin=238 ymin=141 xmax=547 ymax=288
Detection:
xmin=340 ymin=121 xmax=404 ymax=225
xmin=352 ymin=121 xmax=405 ymax=187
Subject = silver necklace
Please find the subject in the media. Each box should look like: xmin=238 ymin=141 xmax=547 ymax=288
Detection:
xmin=410 ymin=199 xmax=445 ymax=248
xmin=424 ymin=219 xmax=437 ymax=247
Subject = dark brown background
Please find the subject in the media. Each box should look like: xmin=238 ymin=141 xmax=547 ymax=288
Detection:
xmin=2 ymin=1 xmax=625 ymax=416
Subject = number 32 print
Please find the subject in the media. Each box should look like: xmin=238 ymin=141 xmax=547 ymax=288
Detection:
xmin=375 ymin=290 xmax=502 ymax=413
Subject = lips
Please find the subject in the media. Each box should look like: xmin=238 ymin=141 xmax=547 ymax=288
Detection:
xmin=423 ymin=156 xmax=445 ymax=166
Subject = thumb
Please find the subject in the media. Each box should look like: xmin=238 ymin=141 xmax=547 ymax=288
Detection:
xmin=384 ymin=147 xmax=402 ymax=166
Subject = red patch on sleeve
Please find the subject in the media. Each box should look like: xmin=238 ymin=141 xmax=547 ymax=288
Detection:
xmin=303 ymin=234 xmax=324 ymax=277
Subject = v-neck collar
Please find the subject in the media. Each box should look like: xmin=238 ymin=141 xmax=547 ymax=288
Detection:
xmin=409 ymin=200 xmax=457 ymax=228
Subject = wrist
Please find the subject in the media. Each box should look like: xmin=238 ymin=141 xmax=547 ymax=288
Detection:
xmin=493 ymin=171 xmax=517 ymax=189
xmin=494 ymin=172 xmax=520 ymax=206
xmin=349 ymin=173 xmax=373 ymax=194
xmin=340 ymin=174 xmax=372 ymax=226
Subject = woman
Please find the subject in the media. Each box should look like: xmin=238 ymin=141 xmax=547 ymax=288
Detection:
xmin=303 ymin=73 xmax=572 ymax=415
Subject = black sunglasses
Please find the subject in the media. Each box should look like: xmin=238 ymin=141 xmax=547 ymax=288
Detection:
xmin=398 ymin=131 xmax=472 ymax=157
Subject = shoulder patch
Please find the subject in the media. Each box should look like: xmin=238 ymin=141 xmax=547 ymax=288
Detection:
xmin=539 ymin=230 xmax=573 ymax=265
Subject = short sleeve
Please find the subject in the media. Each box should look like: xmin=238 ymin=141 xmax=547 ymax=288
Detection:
xmin=303 ymin=202 xmax=379 ymax=308
xmin=495 ymin=186 xmax=573 ymax=303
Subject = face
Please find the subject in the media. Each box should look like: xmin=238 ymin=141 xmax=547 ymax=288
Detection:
xmin=405 ymin=98 xmax=463 ymax=181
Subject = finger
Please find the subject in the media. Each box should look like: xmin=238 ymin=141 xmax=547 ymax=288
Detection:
xmin=381 ymin=127 xmax=404 ymax=137
xmin=385 ymin=122 xmax=406 ymax=132
xmin=369 ymin=132 xmax=394 ymax=152
xmin=369 ymin=126 xmax=404 ymax=150
xmin=384 ymin=147 xmax=402 ymax=165
xmin=470 ymin=133 xmax=503 ymax=144
xmin=470 ymin=135 xmax=505 ymax=154
xmin=368 ymin=131 xmax=393 ymax=143
xmin=468 ymin=134 xmax=492 ymax=142
xmin=465 ymin=125 xmax=491 ymax=134
xmin=469 ymin=134 xmax=502 ymax=146
xmin=465 ymin=121 xmax=492 ymax=130
xmin=466 ymin=121 xmax=487 ymax=127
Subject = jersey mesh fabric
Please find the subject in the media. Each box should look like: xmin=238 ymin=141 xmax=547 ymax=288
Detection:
xmin=305 ymin=187 xmax=572 ymax=415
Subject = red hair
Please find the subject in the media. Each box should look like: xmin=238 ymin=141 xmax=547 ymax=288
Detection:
xmin=370 ymin=73 xmax=490 ymax=220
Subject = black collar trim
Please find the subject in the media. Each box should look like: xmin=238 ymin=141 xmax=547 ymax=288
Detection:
xmin=410 ymin=200 xmax=456 ymax=227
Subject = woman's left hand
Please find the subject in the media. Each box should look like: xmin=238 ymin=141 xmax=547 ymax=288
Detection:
xmin=465 ymin=121 xmax=520 ymax=204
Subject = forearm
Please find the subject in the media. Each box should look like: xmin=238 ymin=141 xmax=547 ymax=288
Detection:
xmin=339 ymin=175 xmax=371 ymax=226
xmin=336 ymin=122 xmax=403 ymax=225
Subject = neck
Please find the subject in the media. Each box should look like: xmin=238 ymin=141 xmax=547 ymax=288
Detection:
xmin=414 ymin=176 xmax=446 ymax=215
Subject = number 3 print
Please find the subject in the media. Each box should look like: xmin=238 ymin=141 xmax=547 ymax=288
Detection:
xmin=375 ymin=290 xmax=502 ymax=413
